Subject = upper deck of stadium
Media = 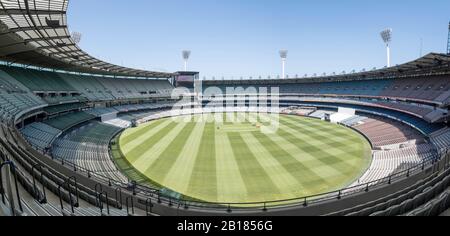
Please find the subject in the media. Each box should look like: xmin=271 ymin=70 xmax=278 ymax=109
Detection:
xmin=0 ymin=0 xmax=173 ymax=79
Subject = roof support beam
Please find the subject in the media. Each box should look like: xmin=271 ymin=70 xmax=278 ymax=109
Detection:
xmin=8 ymin=25 xmax=68 ymax=33
xmin=0 ymin=9 xmax=66 ymax=16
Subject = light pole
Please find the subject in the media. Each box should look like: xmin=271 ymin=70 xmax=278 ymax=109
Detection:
xmin=380 ymin=29 xmax=392 ymax=67
xmin=182 ymin=50 xmax=191 ymax=71
xmin=279 ymin=50 xmax=288 ymax=79
xmin=447 ymin=21 xmax=450 ymax=55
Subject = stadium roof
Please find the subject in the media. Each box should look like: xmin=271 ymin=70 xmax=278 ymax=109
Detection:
xmin=204 ymin=53 xmax=450 ymax=85
xmin=0 ymin=0 xmax=173 ymax=78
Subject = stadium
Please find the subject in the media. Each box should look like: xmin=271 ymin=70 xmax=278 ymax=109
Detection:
xmin=0 ymin=0 xmax=450 ymax=217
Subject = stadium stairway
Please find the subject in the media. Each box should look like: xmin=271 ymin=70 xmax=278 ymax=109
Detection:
xmin=1 ymin=123 xmax=148 ymax=216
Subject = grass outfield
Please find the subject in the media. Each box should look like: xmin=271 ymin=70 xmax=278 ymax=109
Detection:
xmin=117 ymin=113 xmax=372 ymax=204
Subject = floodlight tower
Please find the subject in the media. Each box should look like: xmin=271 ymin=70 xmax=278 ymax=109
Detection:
xmin=279 ymin=50 xmax=288 ymax=79
xmin=71 ymin=32 xmax=82 ymax=44
xmin=380 ymin=28 xmax=393 ymax=67
xmin=182 ymin=50 xmax=191 ymax=71
xmin=447 ymin=22 xmax=450 ymax=55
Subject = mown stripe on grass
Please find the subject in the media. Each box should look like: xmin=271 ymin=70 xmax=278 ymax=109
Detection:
xmin=263 ymin=115 xmax=369 ymax=187
xmin=121 ymin=119 xmax=174 ymax=153
xmin=263 ymin=132 xmax=345 ymax=181
xmin=249 ymin=131 xmax=332 ymax=191
xmin=282 ymin=116 xmax=359 ymax=143
xmin=240 ymin=133 xmax=306 ymax=197
xmin=215 ymin=125 xmax=248 ymax=203
xmin=142 ymin=122 xmax=197 ymax=181
xmin=122 ymin=121 xmax=179 ymax=163
xmin=280 ymin=116 xmax=368 ymax=164
xmin=280 ymin=117 xmax=362 ymax=158
xmin=250 ymin=113 xmax=366 ymax=168
xmin=185 ymin=122 xmax=217 ymax=202
xmin=227 ymin=132 xmax=281 ymax=201
xmin=121 ymin=119 xmax=167 ymax=145
xmin=130 ymin=119 xmax=191 ymax=169
xmin=161 ymin=119 xmax=207 ymax=196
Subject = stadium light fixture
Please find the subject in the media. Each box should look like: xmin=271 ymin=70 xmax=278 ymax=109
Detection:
xmin=71 ymin=32 xmax=82 ymax=45
xmin=380 ymin=28 xmax=393 ymax=67
xmin=279 ymin=50 xmax=288 ymax=79
xmin=182 ymin=50 xmax=191 ymax=71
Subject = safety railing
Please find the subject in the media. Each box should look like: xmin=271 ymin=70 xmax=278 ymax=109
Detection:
xmin=0 ymin=159 xmax=23 ymax=215
xmin=31 ymin=163 xmax=47 ymax=204
xmin=48 ymin=147 xmax=446 ymax=213
xmin=57 ymin=176 xmax=80 ymax=214
xmin=5 ymin=119 xmax=450 ymax=214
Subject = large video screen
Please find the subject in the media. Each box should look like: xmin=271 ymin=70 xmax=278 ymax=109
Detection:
xmin=176 ymin=75 xmax=195 ymax=88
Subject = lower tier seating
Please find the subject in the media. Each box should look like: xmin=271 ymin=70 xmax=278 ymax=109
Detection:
xmin=52 ymin=121 xmax=127 ymax=183
xmin=431 ymin=129 xmax=450 ymax=153
xmin=20 ymin=123 xmax=62 ymax=151
xmin=352 ymin=117 xmax=425 ymax=148
xmin=332 ymin=167 xmax=450 ymax=216
xmin=352 ymin=144 xmax=436 ymax=186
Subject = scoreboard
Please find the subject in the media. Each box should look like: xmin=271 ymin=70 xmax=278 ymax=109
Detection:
xmin=173 ymin=71 xmax=199 ymax=89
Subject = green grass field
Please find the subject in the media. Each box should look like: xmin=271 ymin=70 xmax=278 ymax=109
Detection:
xmin=118 ymin=113 xmax=372 ymax=204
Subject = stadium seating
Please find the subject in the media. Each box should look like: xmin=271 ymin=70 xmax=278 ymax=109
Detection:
xmin=352 ymin=144 xmax=436 ymax=186
xmin=352 ymin=117 xmax=425 ymax=148
xmin=206 ymin=75 xmax=450 ymax=105
xmin=0 ymin=91 xmax=46 ymax=122
xmin=340 ymin=115 xmax=367 ymax=126
xmin=43 ymin=112 xmax=96 ymax=131
xmin=2 ymin=61 xmax=450 ymax=216
xmin=20 ymin=123 xmax=62 ymax=151
xmin=279 ymin=100 xmax=443 ymax=135
xmin=0 ymin=69 xmax=30 ymax=93
xmin=58 ymin=74 xmax=116 ymax=101
xmin=0 ymin=66 xmax=76 ymax=92
xmin=330 ymin=168 xmax=450 ymax=216
xmin=41 ymin=95 xmax=88 ymax=105
xmin=43 ymin=103 xmax=88 ymax=115
xmin=86 ymin=107 xmax=118 ymax=117
xmin=52 ymin=121 xmax=127 ymax=183
xmin=61 ymin=74 xmax=173 ymax=100
xmin=0 ymin=65 xmax=174 ymax=103
xmin=431 ymin=129 xmax=450 ymax=153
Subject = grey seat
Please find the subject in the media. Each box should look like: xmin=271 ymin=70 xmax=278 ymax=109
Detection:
xmin=413 ymin=188 xmax=431 ymax=208
xmin=424 ymin=186 xmax=437 ymax=202
xmin=430 ymin=193 xmax=449 ymax=216
xmin=370 ymin=209 xmax=388 ymax=216
xmin=442 ymin=190 xmax=450 ymax=211
xmin=443 ymin=176 xmax=450 ymax=188
xmin=407 ymin=203 xmax=433 ymax=216
xmin=387 ymin=204 xmax=402 ymax=216
xmin=400 ymin=199 xmax=415 ymax=214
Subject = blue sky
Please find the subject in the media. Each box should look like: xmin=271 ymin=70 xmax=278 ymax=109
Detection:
xmin=68 ymin=0 xmax=450 ymax=78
